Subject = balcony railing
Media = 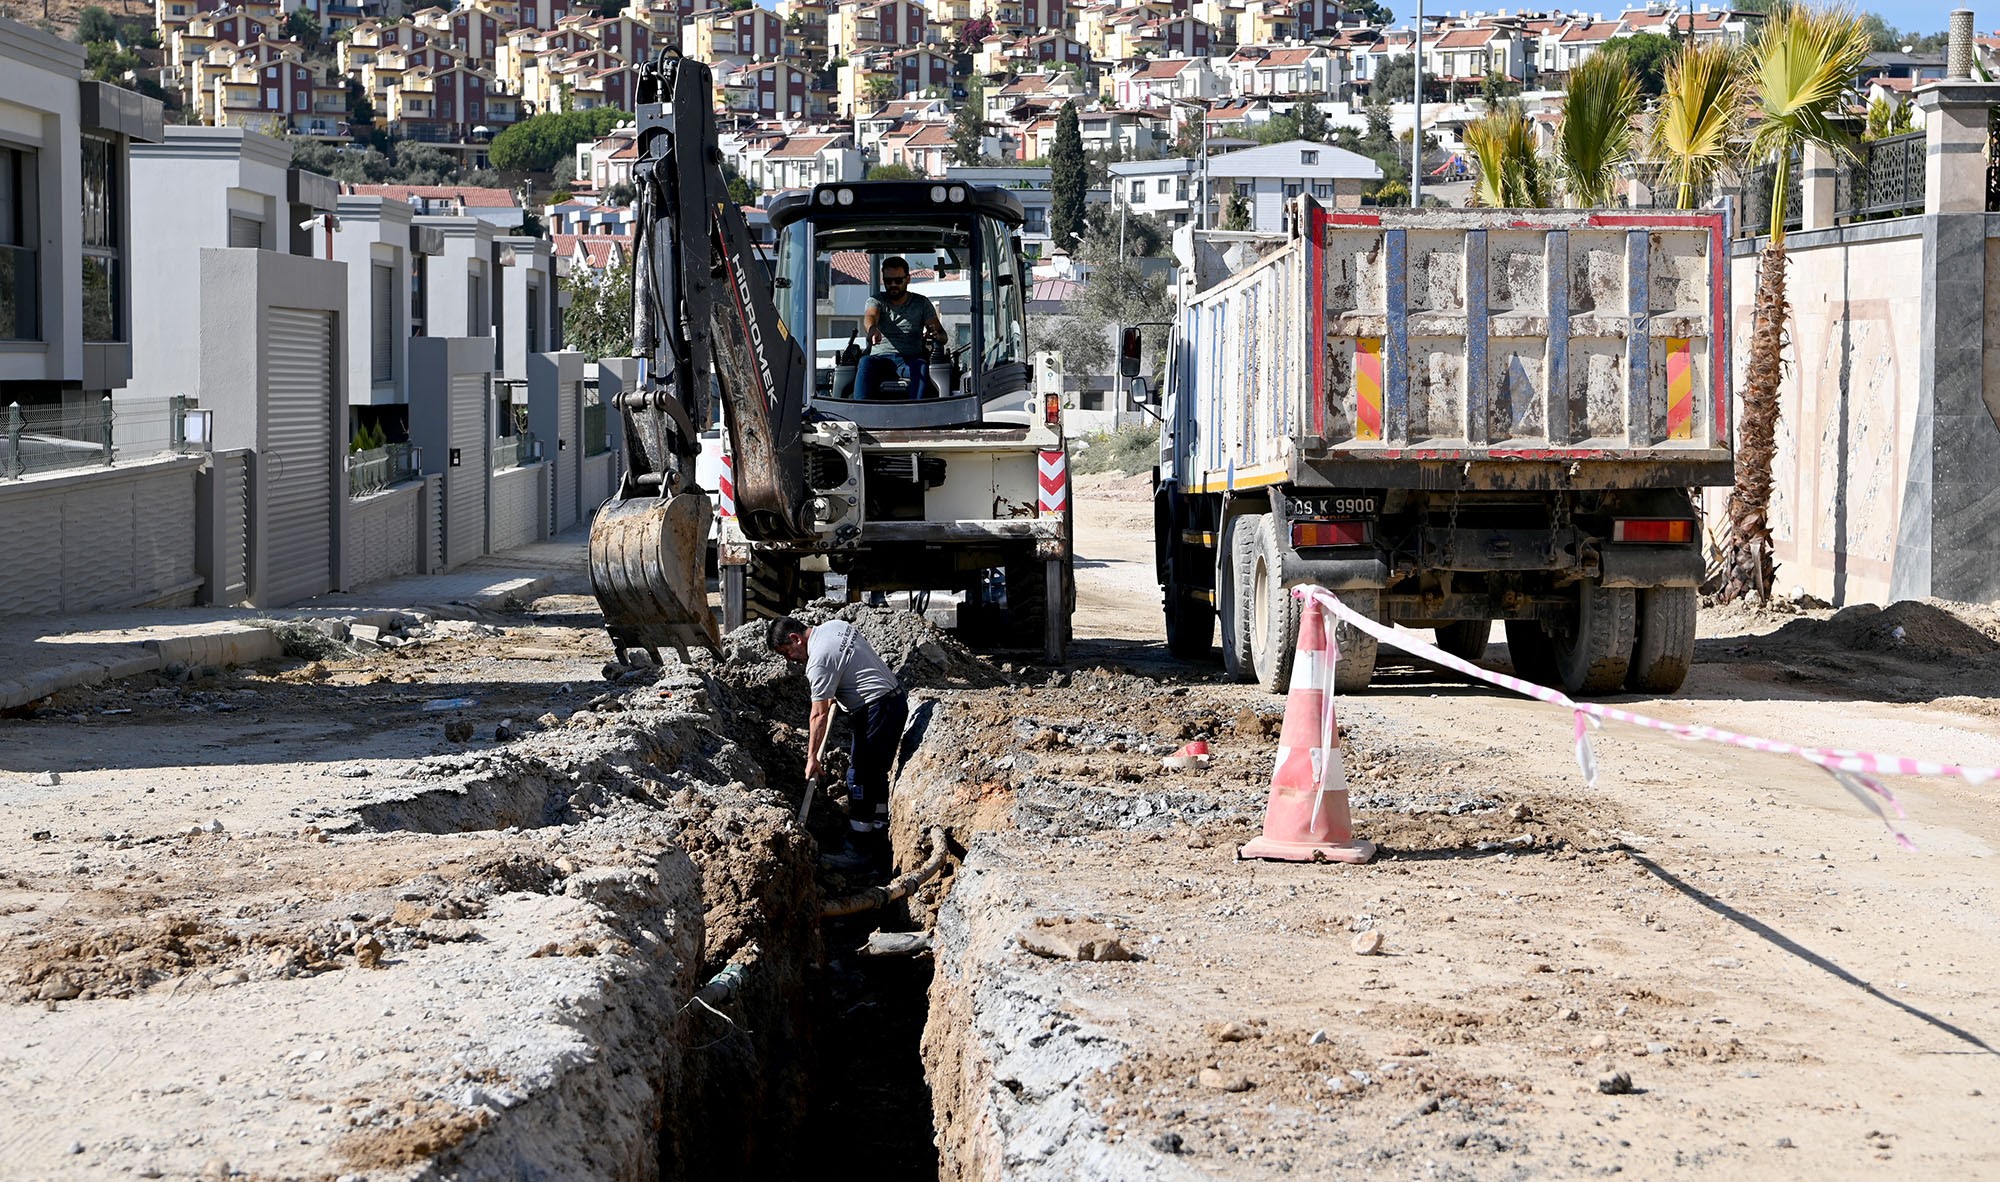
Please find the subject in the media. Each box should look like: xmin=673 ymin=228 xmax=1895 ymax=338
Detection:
xmin=347 ymin=441 xmax=419 ymax=498
xmin=1834 ymin=131 xmax=1926 ymax=222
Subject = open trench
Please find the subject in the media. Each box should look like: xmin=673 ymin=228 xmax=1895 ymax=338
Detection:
xmin=315 ymin=604 xmax=1026 ymax=1180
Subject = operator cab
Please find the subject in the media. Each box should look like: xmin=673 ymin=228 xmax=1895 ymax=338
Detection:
xmin=769 ymin=182 xmax=1032 ymax=429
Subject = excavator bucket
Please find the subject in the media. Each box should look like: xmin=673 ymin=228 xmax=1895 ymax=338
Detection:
xmin=588 ymin=491 xmax=720 ymax=664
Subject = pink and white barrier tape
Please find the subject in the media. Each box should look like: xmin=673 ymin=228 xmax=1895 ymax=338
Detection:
xmin=1295 ymin=586 xmax=1987 ymax=852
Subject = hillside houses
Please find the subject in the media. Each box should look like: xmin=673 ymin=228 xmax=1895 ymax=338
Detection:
xmin=140 ymin=0 xmax=1770 ymax=203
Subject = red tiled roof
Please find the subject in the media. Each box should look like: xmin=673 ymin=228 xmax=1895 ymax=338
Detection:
xmin=1433 ymin=27 xmax=1496 ymax=48
xmin=346 ymin=183 xmax=519 ymax=207
xmin=1258 ymin=46 xmax=1320 ymax=66
xmin=830 ymin=251 xmax=871 ymax=283
xmin=1133 ymin=57 xmax=1194 ymax=79
xmin=1560 ymin=22 xmax=1615 ymax=42
xmin=765 ymin=134 xmax=842 ymax=158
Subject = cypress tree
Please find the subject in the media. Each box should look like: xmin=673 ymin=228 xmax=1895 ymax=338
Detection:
xmin=1049 ymin=101 xmax=1086 ymax=251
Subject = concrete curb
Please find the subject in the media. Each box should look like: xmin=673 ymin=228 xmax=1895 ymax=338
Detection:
xmin=466 ymin=574 xmax=556 ymax=610
xmin=0 ymin=625 xmax=283 ymax=711
xmin=144 ymin=626 xmax=285 ymax=669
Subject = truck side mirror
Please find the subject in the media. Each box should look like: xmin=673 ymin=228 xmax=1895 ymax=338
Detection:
xmin=1118 ymin=326 xmax=1142 ymax=379
xmin=1128 ymin=377 xmax=1155 ymax=407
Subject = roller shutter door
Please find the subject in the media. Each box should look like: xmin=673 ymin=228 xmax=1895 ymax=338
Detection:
xmin=263 ymin=307 xmax=335 ymax=604
xmin=445 ymin=371 xmax=489 ymax=569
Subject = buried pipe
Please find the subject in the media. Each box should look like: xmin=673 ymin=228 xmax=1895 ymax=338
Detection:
xmin=820 ymin=827 xmax=950 ymax=918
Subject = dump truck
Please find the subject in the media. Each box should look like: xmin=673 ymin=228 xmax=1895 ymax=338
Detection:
xmin=1147 ymin=203 xmax=1732 ymax=695
xmin=588 ymin=52 xmax=1074 ymax=665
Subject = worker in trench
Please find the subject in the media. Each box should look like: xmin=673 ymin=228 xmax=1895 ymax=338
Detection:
xmin=766 ymin=615 xmax=908 ymax=873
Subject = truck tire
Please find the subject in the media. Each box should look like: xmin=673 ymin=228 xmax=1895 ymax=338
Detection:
xmin=1327 ymin=589 xmax=1380 ymax=694
xmin=1552 ymin=581 xmax=1637 ymax=696
xmin=1626 ymin=586 xmax=1696 ymax=694
xmin=1504 ymin=620 xmax=1560 ymax=685
xmin=1219 ymin=515 xmax=1258 ymax=682
xmin=1435 ymin=620 xmax=1491 ymax=662
xmin=1248 ymin=516 xmax=1378 ymax=693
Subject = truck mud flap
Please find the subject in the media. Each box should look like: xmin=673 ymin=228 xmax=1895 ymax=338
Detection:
xmin=1283 ymin=553 xmax=1389 ymax=593
xmin=1599 ymin=545 xmax=1702 ymax=589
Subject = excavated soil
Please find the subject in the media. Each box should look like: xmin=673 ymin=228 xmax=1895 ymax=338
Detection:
xmin=893 ymin=470 xmax=2000 ymax=1181
xmin=0 ymin=594 xmax=827 ymax=1180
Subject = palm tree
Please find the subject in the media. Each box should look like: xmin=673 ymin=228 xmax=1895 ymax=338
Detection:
xmin=1648 ymin=39 xmax=1750 ymax=210
xmin=1555 ymin=49 xmax=1644 ymax=207
xmin=1464 ymin=103 xmax=1550 ymax=208
xmin=1718 ymin=3 xmax=1872 ymax=602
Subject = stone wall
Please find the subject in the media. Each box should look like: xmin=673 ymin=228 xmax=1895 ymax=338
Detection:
xmin=1723 ymin=223 xmax=1925 ymax=606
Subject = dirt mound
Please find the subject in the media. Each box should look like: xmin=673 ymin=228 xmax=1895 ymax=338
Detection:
xmin=1769 ymin=599 xmax=2000 ymax=661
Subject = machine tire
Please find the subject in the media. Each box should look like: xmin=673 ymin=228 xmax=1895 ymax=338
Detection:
xmin=1626 ymin=586 xmax=1697 ymax=694
xmin=1552 ymin=580 xmax=1637 ymax=696
xmin=1504 ymin=619 xmax=1560 ymax=685
xmin=744 ymin=554 xmax=818 ymax=622
xmin=1219 ymin=515 xmax=1259 ymax=682
xmin=1005 ymin=554 xmax=1072 ymax=658
xmin=1435 ymin=620 xmax=1491 ymax=662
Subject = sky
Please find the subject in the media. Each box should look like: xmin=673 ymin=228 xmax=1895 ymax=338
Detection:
xmin=1861 ymin=0 xmax=1979 ymax=35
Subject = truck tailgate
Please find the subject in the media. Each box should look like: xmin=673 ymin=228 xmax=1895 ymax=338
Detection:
xmin=1176 ymin=207 xmax=1732 ymax=487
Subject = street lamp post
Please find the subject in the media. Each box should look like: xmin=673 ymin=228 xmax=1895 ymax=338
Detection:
xmin=1167 ymin=95 xmax=1210 ymax=229
xmin=1412 ymin=0 xmax=1423 ymax=207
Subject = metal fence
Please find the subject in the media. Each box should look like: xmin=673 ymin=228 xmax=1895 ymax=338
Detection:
xmin=347 ymin=441 xmax=420 ymax=499
xmin=1742 ymin=155 xmax=1803 ymax=238
xmin=493 ymin=432 xmax=541 ymax=472
xmin=1835 ymin=131 xmax=1926 ymax=222
xmin=2 ymin=395 xmax=199 ymax=480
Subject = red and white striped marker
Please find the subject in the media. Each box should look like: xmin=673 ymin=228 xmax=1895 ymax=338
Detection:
xmin=1037 ymin=449 xmax=1068 ymax=515
xmin=718 ymin=453 xmax=735 ymax=519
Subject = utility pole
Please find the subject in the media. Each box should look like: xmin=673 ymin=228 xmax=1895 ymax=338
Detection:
xmin=1412 ymin=0 xmax=1423 ymax=208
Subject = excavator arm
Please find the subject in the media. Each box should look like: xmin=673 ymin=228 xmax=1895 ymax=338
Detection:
xmin=590 ymin=51 xmax=813 ymax=663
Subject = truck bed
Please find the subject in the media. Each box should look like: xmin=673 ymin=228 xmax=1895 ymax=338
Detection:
xmin=1172 ymin=206 xmax=1733 ymax=492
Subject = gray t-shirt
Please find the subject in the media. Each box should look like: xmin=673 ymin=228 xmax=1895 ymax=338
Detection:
xmin=867 ymin=291 xmax=937 ymax=356
xmin=806 ymin=619 xmax=901 ymax=712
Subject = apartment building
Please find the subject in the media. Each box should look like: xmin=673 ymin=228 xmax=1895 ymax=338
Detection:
xmin=1207 ymin=139 xmax=1380 ymax=228
xmin=2 ymin=19 xmax=165 ymax=415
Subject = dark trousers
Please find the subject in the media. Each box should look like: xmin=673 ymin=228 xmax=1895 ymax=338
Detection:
xmin=846 ymin=690 xmax=908 ymax=829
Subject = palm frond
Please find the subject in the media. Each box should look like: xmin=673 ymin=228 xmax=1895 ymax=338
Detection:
xmin=1464 ymin=103 xmax=1550 ymax=208
xmin=1557 ymin=49 xmax=1644 ymax=207
xmin=1745 ymin=2 xmax=1874 ymax=168
xmin=1648 ymin=40 xmax=1749 ymax=209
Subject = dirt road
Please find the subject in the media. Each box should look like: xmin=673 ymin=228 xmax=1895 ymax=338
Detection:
xmin=5 ymin=473 xmax=1999 ymax=1180
xmin=913 ymin=471 xmax=2000 ymax=1179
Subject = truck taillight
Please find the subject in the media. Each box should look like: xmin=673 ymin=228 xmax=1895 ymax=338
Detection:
xmin=1043 ymin=392 xmax=1061 ymax=426
xmin=1612 ymin=519 xmax=1695 ymax=544
xmin=1291 ymin=520 xmax=1371 ymax=548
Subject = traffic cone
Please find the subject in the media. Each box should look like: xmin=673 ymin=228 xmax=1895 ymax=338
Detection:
xmin=1239 ymin=592 xmax=1375 ymax=864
